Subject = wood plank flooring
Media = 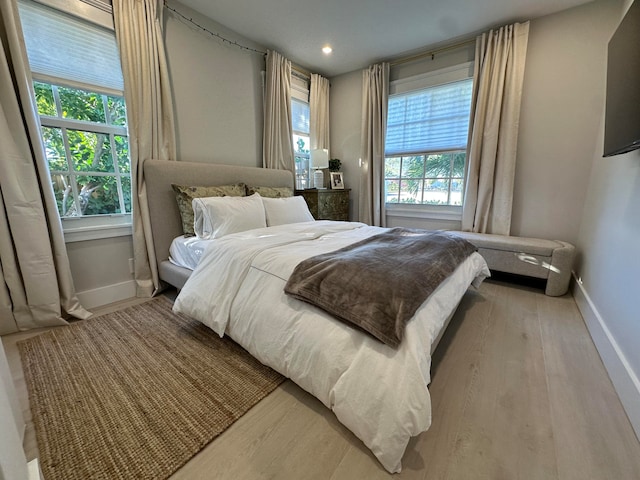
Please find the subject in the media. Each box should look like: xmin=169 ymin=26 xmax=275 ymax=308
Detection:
xmin=3 ymin=279 xmax=640 ymax=479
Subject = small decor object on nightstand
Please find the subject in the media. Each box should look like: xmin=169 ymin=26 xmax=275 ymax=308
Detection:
xmin=330 ymin=172 xmax=344 ymax=189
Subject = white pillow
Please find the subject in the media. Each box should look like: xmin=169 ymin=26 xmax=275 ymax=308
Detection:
xmin=262 ymin=196 xmax=315 ymax=226
xmin=192 ymin=193 xmax=267 ymax=239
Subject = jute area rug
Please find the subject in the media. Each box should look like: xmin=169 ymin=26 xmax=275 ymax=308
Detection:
xmin=19 ymin=296 xmax=285 ymax=480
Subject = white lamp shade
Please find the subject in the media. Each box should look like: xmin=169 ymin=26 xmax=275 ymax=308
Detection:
xmin=310 ymin=149 xmax=329 ymax=169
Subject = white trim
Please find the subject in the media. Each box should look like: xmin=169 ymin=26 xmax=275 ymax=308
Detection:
xmin=33 ymin=73 xmax=123 ymax=98
xmin=385 ymin=203 xmax=462 ymax=221
xmin=571 ymin=272 xmax=640 ymax=440
xmin=77 ymin=279 xmax=136 ymax=310
xmin=63 ymin=223 xmax=132 ymax=242
xmin=40 ymin=115 xmax=128 ymax=136
xmin=30 ymin=0 xmax=114 ymax=29
xmin=390 ymin=61 xmax=474 ymax=95
xmin=28 ymin=458 xmax=43 ymax=480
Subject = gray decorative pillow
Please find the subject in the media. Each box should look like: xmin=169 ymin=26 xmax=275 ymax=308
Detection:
xmin=172 ymin=183 xmax=246 ymax=236
xmin=246 ymin=185 xmax=293 ymax=198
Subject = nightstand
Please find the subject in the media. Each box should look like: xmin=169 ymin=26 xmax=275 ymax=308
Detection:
xmin=295 ymin=189 xmax=350 ymax=221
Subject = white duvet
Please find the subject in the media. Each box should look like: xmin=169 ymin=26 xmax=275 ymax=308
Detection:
xmin=173 ymin=221 xmax=489 ymax=473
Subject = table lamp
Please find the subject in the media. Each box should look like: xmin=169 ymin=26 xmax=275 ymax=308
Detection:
xmin=310 ymin=148 xmax=329 ymax=189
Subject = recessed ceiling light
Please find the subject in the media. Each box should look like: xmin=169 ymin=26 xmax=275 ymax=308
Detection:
xmin=322 ymin=46 xmax=333 ymax=54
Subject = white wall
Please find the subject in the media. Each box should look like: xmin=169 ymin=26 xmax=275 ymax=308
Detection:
xmin=573 ymin=0 xmax=640 ymax=438
xmin=512 ymin=0 xmax=620 ymax=245
xmin=329 ymin=70 xmax=362 ymax=221
xmin=164 ymin=0 xmax=266 ymax=166
xmin=66 ymin=236 xmax=135 ymax=309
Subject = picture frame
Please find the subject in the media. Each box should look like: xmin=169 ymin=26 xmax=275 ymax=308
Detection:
xmin=330 ymin=172 xmax=344 ymax=189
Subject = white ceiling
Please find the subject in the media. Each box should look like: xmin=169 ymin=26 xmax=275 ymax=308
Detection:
xmin=178 ymin=0 xmax=593 ymax=77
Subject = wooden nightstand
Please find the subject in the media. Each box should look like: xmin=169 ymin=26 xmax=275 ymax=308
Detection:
xmin=295 ymin=189 xmax=350 ymax=221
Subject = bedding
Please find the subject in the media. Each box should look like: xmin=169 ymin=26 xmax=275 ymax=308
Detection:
xmin=171 ymin=183 xmax=246 ymax=236
xmin=262 ymin=195 xmax=314 ymax=226
xmin=173 ymin=221 xmax=490 ymax=473
xmin=168 ymin=235 xmax=211 ymax=270
xmin=169 ymin=195 xmax=315 ymax=268
xmin=285 ymin=229 xmax=478 ymax=347
xmin=245 ymin=185 xmax=293 ymax=197
xmin=192 ymin=193 xmax=266 ymax=239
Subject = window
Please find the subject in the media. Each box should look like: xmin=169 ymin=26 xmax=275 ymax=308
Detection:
xmin=291 ymin=74 xmax=310 ymax=189
xmin=34 ymin=81 xmax=131 ymax=217
xmin=292 ymin=98 xmax=310 ymax=163
xmin=385 ymin=152 xmax=465 ymax=205
xmin=18 ymin=0 xmax=131 ymax=235
xmin=385 ymin=66 xmax=473 ymax=208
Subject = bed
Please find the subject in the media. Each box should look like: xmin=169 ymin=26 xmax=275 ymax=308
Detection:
xmin=144 ymin=159 xmax=490 ymax=473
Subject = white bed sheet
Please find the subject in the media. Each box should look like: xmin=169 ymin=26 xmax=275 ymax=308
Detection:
xmin=173 ymin=221 xmax=490 ymax=473
xmin=169 ymin=235 xmax=212 ymax=270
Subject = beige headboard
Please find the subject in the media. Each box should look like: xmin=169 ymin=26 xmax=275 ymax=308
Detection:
xmin=144 ymin=159 xmax=293 ymax=288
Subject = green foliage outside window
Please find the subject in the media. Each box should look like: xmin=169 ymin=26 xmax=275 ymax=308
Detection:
xmin=34 ymin=81 xmax=131 ymax=217
xmin=384 ymin=152 xmax=465 ymax=205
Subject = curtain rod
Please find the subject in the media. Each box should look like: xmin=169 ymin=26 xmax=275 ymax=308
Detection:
xmin=390 ymin=38 xmax=476 ymax=67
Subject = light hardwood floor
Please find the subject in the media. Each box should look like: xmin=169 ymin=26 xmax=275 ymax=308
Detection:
xmin=3 ymin=279 xmax=640 ymax=479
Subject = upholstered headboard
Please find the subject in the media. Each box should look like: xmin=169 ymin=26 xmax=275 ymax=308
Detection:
xmin=144 ymin=159 xmax=293 ymax=288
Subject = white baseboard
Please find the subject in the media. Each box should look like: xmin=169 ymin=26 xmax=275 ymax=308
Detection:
xmin=76 ymin=280 xmax=137 ymax=310
xmin=572 ymin=273 xmax=640 ymax=441
xmin=28 ymin=458 xmax=42 ymax=480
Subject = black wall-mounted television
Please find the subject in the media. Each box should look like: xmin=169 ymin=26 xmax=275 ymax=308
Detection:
xmin=603 ymin=0 xmax=640 ymax=157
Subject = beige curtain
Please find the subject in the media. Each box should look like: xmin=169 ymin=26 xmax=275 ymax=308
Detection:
xmin=359 ymin=63 xmax=389 ymax=226
xmin=310 ymin=73 xmax=330 ymax=152
xmin=462 ymin=22 xmax=530 ymax=235
xmin=113 ymin=0 xmax=176 ymax=297
xmin=263 ymin=50 xmax=294 ymax=176
xmin=0 ymin=0 xmax=89 ymax=335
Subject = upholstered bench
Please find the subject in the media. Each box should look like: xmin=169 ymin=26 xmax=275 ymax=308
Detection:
xmin=448 ymin=231 xmax=575 ymax=296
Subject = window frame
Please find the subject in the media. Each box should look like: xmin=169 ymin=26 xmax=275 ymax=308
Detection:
xmin=384 ymin=150 xmax=466 ymax=206
xmin=20 ymin=0 xmax=132 ymax=241
xmin=28 ymin=0 xmax=114 ymax=29
xmin=291 ymin=75 xmax=311 ymax=189
xmin=34 ymin=77 xmax=132 ymax=240
xmin=292 ymin=97 xmax=311 ymax=162
xmin=385 ymin=62 xmax=474 ymax=219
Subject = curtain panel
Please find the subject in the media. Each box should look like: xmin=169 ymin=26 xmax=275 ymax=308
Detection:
xmin=462 ymin=21 xmax=530 ymax=235
xmin=263 ymin=50 xmax=295 ymax=177
xmin=310 ymin=73 xmax=330 ymax=152
xmin=359 ymin=62 xmax=389 ymax=227
xmin=0 ymin=0 xmax=89 ymax=335
xmin=113 ymin=0 xmax=176 ymax=297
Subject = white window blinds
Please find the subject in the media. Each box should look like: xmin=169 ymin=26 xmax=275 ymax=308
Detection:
xmin=291 ymin=73 xmax=309 ymax=102
xmin=385 ymin=78 xmax=473 ymax=156
xmin=18 ymin=0 xmax=124 ymax=92
xmin=292 ymin=98 xmax=310 ymax=134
